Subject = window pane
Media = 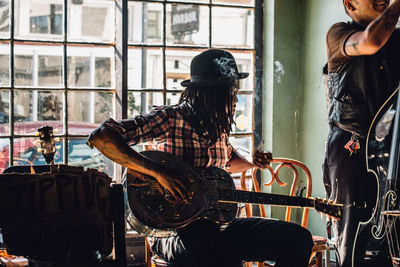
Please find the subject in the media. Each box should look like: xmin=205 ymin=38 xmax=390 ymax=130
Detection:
xmin=38 ymin=55 xmax=63 ymax=87
xmin=68 ymin=55 xmax=90 ymax=87
xmin=14 ymin=90 xmax=64 ymax=134
xmin=14 ymin=55 xmax=33 ymax=87
xmin=0 ymin=43 xmax=9 ymax=87
xmin=128 ymin=91 xmax=163 ymax=117
xmin=67 ymin=120 xmax=101 ymax=136
xmin=212 ymin=0 xmax=254 ymax=6
xmin=13 ymin=137 xmax=63 ymax=167
xmin=166 ymin=92 xmax=181 ymax=106
xmin=230 ymin=136 xmax=251 ymax=158
xmin=68 ymin=46 xmax=114 ymax=89
xmin=231 ymin=51 xmax=254 ymax=91
xmin=68 ymin=137 xmax=114 ymax=176
xmin=15 ymin=0 xmax=64 ymax=41
xmin=68 ymin=0 xmax=115 ymax=43
xmin=95 ymin=57 xmax=112 ymax=88
xmin=13 ymin=137 xmax=39 ymax=165
xmin=14 ymin=44 xmax=63 ymax=88
xmin=212 ymin=7 xmax=254 ymax=48
xmin=128 ymin=2 xmax=163 ymax=45
xmin=233 ymin=94 xmax=252 ymax=133
xmin=13 ymin=121 xmax=63 ymax=137
xmin=128 ymin=48 xmax=163 ymax=89
xmin=36 ymin=91 xmax=63 ymax=121
xmin=165 ymin=49 xmax=200 ymax=90
xmin=167 ymin=0 xmax=208 ymax=3
xmin=166 ymin=4 xmax=209 ymax=46
xmin=0 ymin=0 xmax=10 ymax=38
xmin=68 ymin=91 xmax=114 ymax=130
xmin=0 ymin=138 xmax=9 ymax=173
xmin=0 ymin=90 xmax=9 ymax=130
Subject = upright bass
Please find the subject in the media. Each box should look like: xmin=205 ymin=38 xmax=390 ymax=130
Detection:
xmin=360 ymin=84 xmax=400 ymax=266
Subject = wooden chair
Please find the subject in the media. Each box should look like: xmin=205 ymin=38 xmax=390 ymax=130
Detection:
xmin=144 ymin=237 xmax=174 ymax=267
xmin=240 ymin=158 xmax=330 ymax=267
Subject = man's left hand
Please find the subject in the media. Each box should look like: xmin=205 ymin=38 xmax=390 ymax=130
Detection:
xmin=252 ymin=150 xmax=272 ymax=169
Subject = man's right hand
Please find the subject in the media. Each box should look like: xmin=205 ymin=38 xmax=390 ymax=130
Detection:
xmin=87 ymin=119 xmax=192 ymax=202
xmin=153 ymin=167 xmax=193 ymax=203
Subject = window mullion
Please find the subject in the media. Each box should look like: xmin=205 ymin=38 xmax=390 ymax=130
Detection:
xmin=63 ymin=0 xmax=69 ymax=164
xmin=114 ymin=0 xmax=128 ymax=181
xmin=254 ymin=0 xmax=263 ymax=150
xmin=9 ymin=0 xmax=15 ymax=167
xmin=115 ymin=0 xmax=128 ymax=121
xmin=162 ymin=2 xmax=167 ymax=105
xmin=208 ymin=1 xmax=212 ymax=47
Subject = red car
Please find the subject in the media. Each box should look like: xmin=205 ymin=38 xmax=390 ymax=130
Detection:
xmin=0 ymin=121 xmax=113 ymax=175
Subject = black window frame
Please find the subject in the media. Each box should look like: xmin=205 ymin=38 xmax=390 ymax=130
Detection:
xmin=0 ymin=0 xmax=263 ymax=182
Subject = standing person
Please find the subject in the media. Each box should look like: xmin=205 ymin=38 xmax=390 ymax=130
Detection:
xmin=88 ymin=49 xmax=313 ymax=267
xmin=323 ymin=0 xmax=400 ymax=266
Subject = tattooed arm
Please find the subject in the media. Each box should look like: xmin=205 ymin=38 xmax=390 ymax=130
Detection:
xmin=87 ymin=125 xmax=190 ymax=201
xmin=345 ymin=0 xmax=400 ymax=56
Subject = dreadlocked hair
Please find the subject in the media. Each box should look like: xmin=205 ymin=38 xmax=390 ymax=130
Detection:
xmin=179 ymin=81 xmax=237 ymax=143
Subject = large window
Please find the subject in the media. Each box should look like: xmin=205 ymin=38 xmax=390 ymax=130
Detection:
xmin=0 ymin=0 xmax=263 ymax=181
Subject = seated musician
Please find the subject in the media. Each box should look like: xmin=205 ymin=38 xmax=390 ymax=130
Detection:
xmin=87 ymin=49 xmax=313 ymax=267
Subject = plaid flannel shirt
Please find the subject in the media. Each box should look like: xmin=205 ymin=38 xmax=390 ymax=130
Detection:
xmin=106 ymin=102 xmax=235 ymax=168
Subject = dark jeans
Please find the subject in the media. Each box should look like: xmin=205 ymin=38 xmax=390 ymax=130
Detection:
xmin=323 ymin=127 xmax=392 ymax=267
xmin=152 ymin=217 xmax=313 ymax=267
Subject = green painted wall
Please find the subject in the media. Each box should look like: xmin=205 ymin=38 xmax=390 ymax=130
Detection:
xmin=262 ymin=0 xmax=349 ymax=239
xmin=269 ymin=0 xmax=305 ymax=221
xmin=299 ymin=0 xmax=348 ymax=239
xmin=269 ymin=0 xmax=302 ymax=160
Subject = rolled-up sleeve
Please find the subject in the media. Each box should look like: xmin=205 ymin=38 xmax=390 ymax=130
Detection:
xmin=225 ymin=137 xmax=235 ymax=164
xmin=326 ymin=22 xmax=358 ymax=73
xmin=117 ymin=107 xmax=171 ymax=145
xmin=207 ymin=133 xmax=236 ymax=168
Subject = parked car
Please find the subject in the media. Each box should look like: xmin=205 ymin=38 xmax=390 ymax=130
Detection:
xmin=0 ymin=121 xmax=113 ymax=175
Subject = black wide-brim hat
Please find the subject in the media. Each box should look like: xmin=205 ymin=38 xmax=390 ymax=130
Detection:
xmin=181 ymin=49 xmax=249 ymax=87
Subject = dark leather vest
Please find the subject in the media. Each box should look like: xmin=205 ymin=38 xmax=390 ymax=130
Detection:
xmin=328 ymin=28 xmax=400 ymax=139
